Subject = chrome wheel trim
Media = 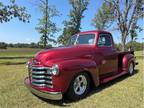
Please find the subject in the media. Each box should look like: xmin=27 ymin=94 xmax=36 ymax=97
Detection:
xmin=73 ymin=75 xmax=87 ymax=95
xmin=129 ymin=63 xmax=134 ymax=74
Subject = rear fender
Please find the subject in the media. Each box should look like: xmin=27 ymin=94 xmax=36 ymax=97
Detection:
xmin=122 ymin=54 xmax=135 ymax=71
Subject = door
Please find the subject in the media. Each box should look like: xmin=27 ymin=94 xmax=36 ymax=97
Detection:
xmin=96 ymin=33 xmax=118 ymax=76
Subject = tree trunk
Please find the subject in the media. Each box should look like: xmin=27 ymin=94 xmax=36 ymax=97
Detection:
xmin=44 ymin=0 xmax=48 ymax=48
xmin=44 ymin=35 xmax=47 ymax=48
xmin=121 ymin=40 xmax=125 ymax=51
xmin=121 ymin=33 xmax=126 ymax=51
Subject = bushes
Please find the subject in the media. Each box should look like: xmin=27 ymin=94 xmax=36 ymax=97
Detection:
xmin=126 ymin=42 xmax=143 ymax=51
xmin=0 ymin=42 xmax=53 ymax=49
xmin=0 ymin=42 xmax=7 ymax=49
xmin=7 ymin=43 xmax=39 ymax=48
xmin=115 ymin=42 xmax=143 ymax=51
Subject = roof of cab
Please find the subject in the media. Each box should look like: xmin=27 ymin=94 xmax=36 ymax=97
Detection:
xmin=79 ymin=30 xmax=111 ymax=34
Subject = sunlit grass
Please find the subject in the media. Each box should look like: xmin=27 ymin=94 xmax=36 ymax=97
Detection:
xmin=0 ymin=48 xmax=41 ymax=57
xmin=0 ymin=58 xmax=28 ymax=64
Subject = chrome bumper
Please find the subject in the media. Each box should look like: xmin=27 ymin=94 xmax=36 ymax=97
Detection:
xmin=24 ymin=78 xmax=62 ymax=100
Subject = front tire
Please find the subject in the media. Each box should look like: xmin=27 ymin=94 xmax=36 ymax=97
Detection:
xmin=66 ymin=72 xmax=90 ymax=101
xmin=128 ymin=62 xmax=134 ymax=75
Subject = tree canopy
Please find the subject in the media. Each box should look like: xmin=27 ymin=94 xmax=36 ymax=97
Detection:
xmin=58 ymin=0 xmax=89 ymax=45
xmin=0 ymin=0 xmax=30 ymax=23
xmin=93 ymin=0 xmax=144 ymax=51
xmin=92 ymin=2 xmax=114 ymax=30
xmin=35 ymin=0 xmax=60 ymax=48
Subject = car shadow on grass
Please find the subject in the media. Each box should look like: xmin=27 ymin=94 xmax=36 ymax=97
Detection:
xmin=36 ymin=69 xmax=139 ymax=107
xmin=88 ymin=69 xmax=139 ymax=96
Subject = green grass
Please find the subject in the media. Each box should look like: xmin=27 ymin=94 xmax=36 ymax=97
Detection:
xmin=0 ymin=51 xmax=143 ymax=108
xmin=0 ymin=48 xmax=41 ymax=57
xmin=0 ymin=58 xmax=28 ymax=65
xmin=0 ymin=48 xmax=41 ymax=65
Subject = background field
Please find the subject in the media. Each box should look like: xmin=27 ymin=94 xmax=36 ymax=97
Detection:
xmin=0 ymin=49 xmax=143 ymax=108
xmin=0 ymin=48 xmax=41 ymax=57
xmin=0 ymin=48 xmax=42 ymax=65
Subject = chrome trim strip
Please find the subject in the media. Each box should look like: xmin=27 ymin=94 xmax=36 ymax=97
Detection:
xmin=32 ymin=79 xmax=45 ymax=83
xmin=32 ymin=75 xmax=45 ymax=79
xmin=32 ymin=71 xmax=45 ymax=74
xmin=32 ymin=75 xmax=52 ymax=79
xmin=46 ymin=71 xmax=52 ymax=75
xmin=45 ymin=80 xmax=53 ymax=84
xmin=32 ymin=67 xmax=52 ymax=70
xmin=32 ymin=79 xmax=52 ymax=84
xmin=45 ymin=76 xmax=52 ymax=80
xmin=32 ymin=83 xmax=45 ymax=87
xmin=32 ymin=71 xmax=52 ymax=75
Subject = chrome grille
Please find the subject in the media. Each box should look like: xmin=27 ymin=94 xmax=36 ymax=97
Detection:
xmin=31 ymin=67 xmax=53 ymax=88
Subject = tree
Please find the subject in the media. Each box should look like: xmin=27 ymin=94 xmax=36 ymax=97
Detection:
xmin=93 ymin=0 xmax=144 ymax=51
xmin=58 ymin=0 xmax=89 ymax=45
xmin=36 ymin=0 xmax=59 ymax=48
xmin=92 ymin=2 xmax=114 ymax=30
xmin=0 ymin=0 xmax=30 ymax=23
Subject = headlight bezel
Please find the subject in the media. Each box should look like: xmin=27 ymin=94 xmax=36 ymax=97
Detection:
xmin=52 ymin=64 xmax=59 ymax=75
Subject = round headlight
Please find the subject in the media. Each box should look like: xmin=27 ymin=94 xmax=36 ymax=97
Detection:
xmin=52 ymin=64 xmax=59 ymax=75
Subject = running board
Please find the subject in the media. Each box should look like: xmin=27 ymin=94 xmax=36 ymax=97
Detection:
xmin=100 ymin=71 xmax=127 ymax=84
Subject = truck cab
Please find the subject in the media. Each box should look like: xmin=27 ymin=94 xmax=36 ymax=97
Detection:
xmin=24 ymin=30 xmax=137 ymax=101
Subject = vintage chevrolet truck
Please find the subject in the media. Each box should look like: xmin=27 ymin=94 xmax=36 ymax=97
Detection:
xmin=24 ymin=30 xmax=138 ymax=100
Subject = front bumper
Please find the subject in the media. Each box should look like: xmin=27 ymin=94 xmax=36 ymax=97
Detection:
xmin=24 ymin=77 xmax=62 ymax=100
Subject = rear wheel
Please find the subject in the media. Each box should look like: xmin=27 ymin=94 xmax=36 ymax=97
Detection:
xmin=66 ymin=72 xmax=90 ymax=100
xmin=128 ymin=62 xmax=134 ymax=75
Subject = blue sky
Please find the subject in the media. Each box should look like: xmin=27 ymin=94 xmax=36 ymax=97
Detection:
xmin=0 ymin=0 xmax=143 ymax=45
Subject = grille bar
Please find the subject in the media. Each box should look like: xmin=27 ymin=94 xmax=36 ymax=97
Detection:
xmin=45 ymin=76 xmax=52 ymax=80
xmin=30 ymin=66 xmax=53 ymax=88
xmin=32 ymin=75 xmax=45 ymax=79
xmin=32 ymin=71 xmax=45 ymax=74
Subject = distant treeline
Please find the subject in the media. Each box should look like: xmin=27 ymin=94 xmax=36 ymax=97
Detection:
xmin=115 ymin=42 xmax=143 ymax=51
xmin=0 ymin=42 xmax=143 ymax=51
xmin=0 ymin=42 xmax=53 ymax=49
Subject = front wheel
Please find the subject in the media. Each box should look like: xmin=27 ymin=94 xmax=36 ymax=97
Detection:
xmin=66 ymin=72 xmax=90 ymax=100
xmin=128 ymin=62 xmax=134 ymax=75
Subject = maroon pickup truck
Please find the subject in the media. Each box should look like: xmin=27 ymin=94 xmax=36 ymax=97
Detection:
xmin=24 ymin=30 xmax=138 ymax=100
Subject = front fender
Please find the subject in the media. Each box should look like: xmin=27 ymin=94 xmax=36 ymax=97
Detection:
xmin=52 ymin=59 xmax=99 ymax=93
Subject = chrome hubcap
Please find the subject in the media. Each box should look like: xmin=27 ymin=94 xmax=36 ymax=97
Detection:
xmin=73 ymin=75 xmax=87 ymax=95
xmin=129 ymin=63 xmax=134 ymax=74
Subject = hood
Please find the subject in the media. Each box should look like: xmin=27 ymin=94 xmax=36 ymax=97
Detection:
xmin=34 ymin=45 xmax=94 ymax=66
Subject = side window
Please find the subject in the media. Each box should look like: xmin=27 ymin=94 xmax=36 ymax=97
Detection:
xmin=97 ymin=34 xmax=112 ymax=47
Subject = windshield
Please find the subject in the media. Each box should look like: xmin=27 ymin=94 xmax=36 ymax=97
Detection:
xmin=68 ymin=34 xmax=95 ymax=46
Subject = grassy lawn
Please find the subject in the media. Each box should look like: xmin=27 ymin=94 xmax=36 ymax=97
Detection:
xmin=0 ymin=58 xmax=28 ymax=65
xmin=0 ymin=48 xmax=41 ymax=57
xmin=0 ymin=48 xmax=42 ymax=65
xmin=0 ymin=51 xmax=143 ymax=108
